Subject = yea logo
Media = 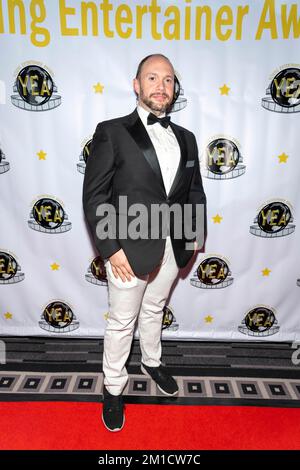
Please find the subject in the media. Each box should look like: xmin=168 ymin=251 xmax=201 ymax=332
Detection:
xmin=190 ymin=256 xmax=233 ymax=289
xmin=250 ymin=200 xmax=295 ymax=238
xmin=39 ymin=301 xmax=79 ymax=333
xmin=85 ymin=256 xmax=107 ymax=286
xmin=202 ymin=137 xmax=245 ymax=180
xmin=0 ymin=251 xmax=25 ymax=284
xmin=239 ymin=305 xmax=279 ymax=337
xmin=77 ymin=138 xmax=92 ymax=174
xmin=162 ymin=305 xmax=179 ymax=332
xmin=11 ymin=63 xmax=61 ymax=111
xmin=28 ymin=197 xmax=72 ymax=233
xmin=262 ymin=65 xmax=300 ymax=113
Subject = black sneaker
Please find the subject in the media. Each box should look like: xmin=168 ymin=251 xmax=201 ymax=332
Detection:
xmin=141 ymin=363 xmax=179 ymax=396
xmin=102 ymin=386 xmax=125 ymax=432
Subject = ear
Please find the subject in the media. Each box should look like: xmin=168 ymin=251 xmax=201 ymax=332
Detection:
xmin=133 ymin=78 xmax=140 ymax=96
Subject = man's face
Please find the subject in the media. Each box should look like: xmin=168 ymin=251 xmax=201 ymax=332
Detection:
xmin=133 ymin=56 xmax=175 ymax=115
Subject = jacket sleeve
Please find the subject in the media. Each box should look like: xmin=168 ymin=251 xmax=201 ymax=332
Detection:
xmin=82 ymin=123 xmax=121 ymax=259
xmin=187 ymin=134 xmax=207 ymax=248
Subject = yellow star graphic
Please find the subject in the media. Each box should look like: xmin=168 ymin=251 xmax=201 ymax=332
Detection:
xmin=219 ymin=84 xmax=230 ymax=95
xmin=4 ymin=312 xmax=12 ymax=319
xmin=212 ymin=214 xmax=223 ymax=224
xmin=37 ymin=150 xmax=47 ymax=160
xmin=204 ymin=315 xmax=213 ymax=323
xmin=50 ymin=263 xmax=60 ymax=271
xmin=104 ymin=312 xmax=109 ymax=321
xmin=278 ymin=152 xmax=288 ymax=163
xmin=93 ymin=82 xmax=104 ymax=94
xmin=262 ymin=268 xmax=271 ymax=276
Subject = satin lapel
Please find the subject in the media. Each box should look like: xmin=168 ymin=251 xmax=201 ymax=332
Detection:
xmin=124 ymin=113 xmax=167 ymax=197
xmin=168 ymin=123 xmax=188 ymax=197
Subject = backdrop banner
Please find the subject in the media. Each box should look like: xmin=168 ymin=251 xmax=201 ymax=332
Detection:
xmin=1 ymin=0 xmax=299 ymax=341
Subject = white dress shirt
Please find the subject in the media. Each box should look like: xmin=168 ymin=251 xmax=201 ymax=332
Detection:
xmin=137 ymin=105 xmax=180 ymax=195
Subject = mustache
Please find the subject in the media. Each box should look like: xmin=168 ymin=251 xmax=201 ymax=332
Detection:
xmin=150 ymin=93 xmax=170 ymax=98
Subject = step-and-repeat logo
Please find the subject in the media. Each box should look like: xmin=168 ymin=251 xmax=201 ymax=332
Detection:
xmin=28 ymin=196 xmax=72 ymax=233
xmin=77 ymin=138 xmax=92 ymax=174
xmin=262 ymin=65 xmax=300 ymax=113
xmin=250 ymin=200 xmax=295 ymax=237
xmin=190 ymin=256 xmax=234 ymax=289
xmin=11 ymin=62 xmax=61 ymax=111
xmin=171 ymin=73 xmax=187 ymax=113
xmin=39 ymin=301 xmax=79 ymax=333
xmin=162 ymin=305 xmax=179 ymax=332
xmin=202 ymin=137 xmax=246 ymax=179
xmin=0 ymin=148 xmax=10 ymax=174
xmin=238 ymin=305 xmax=279 ymax=337
xmin=85 ymin=256 xmax=107 ymax=286
xmin=0 ymin=251 xmax=25 ymax=284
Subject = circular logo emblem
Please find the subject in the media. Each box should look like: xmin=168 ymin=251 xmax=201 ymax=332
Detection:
xmin=244 ymin=307 xmax=276 ymax=333
xmin=16 ymin=65 xmax=53 ymax=106
xmin=43 ymin=301 xmax=74 ymax=329
xmin=197 ymin=257 xmax=229 ymax=285
xmin=257 ymin=202 xmax=291 ymax=234
xmin=90 ymin=256 xmax=107 ymax=282
xmin=33 ymin=198 xmax=65 ymax=229
xmin=206 ymin=139 xmax=240 ymax=175
xmin=270 ymin=68 xmax=300 ymax=108
xmin=162 ymin=306 xmax=174 ymax=330
xmin=0 ymin=252 xmax=17 ymax=280
xmin=83 ymin=139 xmax=92 ymax=163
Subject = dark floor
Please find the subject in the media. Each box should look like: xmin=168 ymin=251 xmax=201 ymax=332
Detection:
xmin=0 ymin=337 xmax=299 ymax=407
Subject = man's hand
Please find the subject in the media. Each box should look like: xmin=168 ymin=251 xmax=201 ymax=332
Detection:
xmin=108 ymin=249 xmax=135 ymax=282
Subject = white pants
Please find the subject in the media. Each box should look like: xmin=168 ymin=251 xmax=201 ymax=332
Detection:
xmin=103 ymin=236 xmax=179 ymax=396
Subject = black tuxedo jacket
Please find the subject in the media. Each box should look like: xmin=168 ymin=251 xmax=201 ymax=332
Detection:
xmin=83 ymin=108 xmax=207 ymax=276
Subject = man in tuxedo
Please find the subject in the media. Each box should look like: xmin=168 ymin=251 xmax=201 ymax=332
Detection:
xmin=83 ymin=54 xmax=206 ymax=431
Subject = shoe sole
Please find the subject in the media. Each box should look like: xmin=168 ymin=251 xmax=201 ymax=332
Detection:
xmin=141 ymin=365 xmax=179 ymax=397
xmin=102 ymin=413 xmax=125 ymax=432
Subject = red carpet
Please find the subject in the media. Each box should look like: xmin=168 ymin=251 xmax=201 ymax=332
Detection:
xmin=0 ymin=402 xmax=300 ymax=449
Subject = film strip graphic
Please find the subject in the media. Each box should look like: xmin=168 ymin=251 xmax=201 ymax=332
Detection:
xmin=262 ymin=85 xmax=300 ymax=113
xmin=39 ymin=317 xmax=80 ymax=333
xmin=0 ymin=150 xmax=10 ymax=174
xmin=0 ymin=269 xmax=25 ymax=284
xmin=203 ymin=164 xmax=246 ymax=179
xmin=190 ymin=275 xmax=233 ymax=289
xmin=250 ymin=224 xmax=295 ymax=237
xmin=11 ymin=84 xmax=61 ymax=111
xmin=172 ymin=86 xmax=187 ymax=113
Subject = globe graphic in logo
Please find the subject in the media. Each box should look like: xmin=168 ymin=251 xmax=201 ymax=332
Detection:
xmin=43 ymin=301 xmax=73 ymax=329
xmin=270 ymin=68 xmax=300 ymax=108
xmin=0 ymin=252 xmax=17 ymax=281
xmin=91 ymin=256 xmax=107 ymax=282
xmin=206 ymin=139 xmax=240 ymax=175
xmin=16 ymin=65 xmax=54 ymax=106
xmin=245 ymin=307 xmax=275 ymax=333
xmin=162 ymin=306 xmax=174 ymax=330
xmin=197 ymin=257 xmax=229 ymax=286
xmin=83 ymin=140 xmax=92 ymax=163
xmin=33 ymin=198 xmax=65 ymax=229
xmin=257 ymin=202 xmax=291 ymax=234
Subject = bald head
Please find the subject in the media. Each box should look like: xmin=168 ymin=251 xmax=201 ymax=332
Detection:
xmin=135 ymin=54 xmax=175 ymax=79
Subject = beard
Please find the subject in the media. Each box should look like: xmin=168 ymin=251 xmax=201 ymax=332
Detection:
xmin=139 ymin=88 xmax=173 ymax=114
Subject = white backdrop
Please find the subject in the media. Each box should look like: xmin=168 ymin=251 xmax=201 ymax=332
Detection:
xmin=1 ymin=0 xmax=300 ymax=341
